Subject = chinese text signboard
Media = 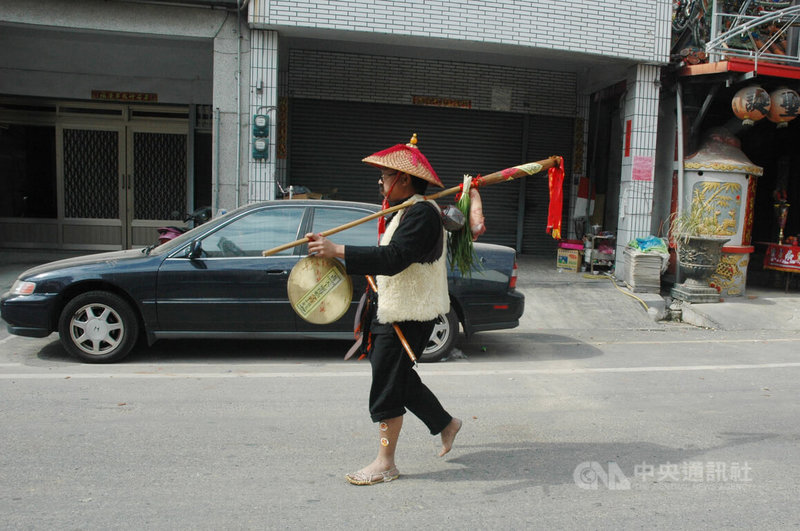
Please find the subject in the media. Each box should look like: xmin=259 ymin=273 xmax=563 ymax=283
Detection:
xmin=91 ymin=91 xmax=158 ymax=103
xmin=412 ymin=95 xmax=471 ymax=109
xmin=764 ymin=243 xmax=800 ymax=273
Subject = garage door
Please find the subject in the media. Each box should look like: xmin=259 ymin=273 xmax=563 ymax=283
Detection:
xmin=522 ymin=115 xmax=575 ymax=255
xmin=288 ymin=98 xmax=571 ymax=254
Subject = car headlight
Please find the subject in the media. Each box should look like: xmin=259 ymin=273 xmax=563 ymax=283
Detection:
xmin=11 ymin=280 xmax=36 ymax=296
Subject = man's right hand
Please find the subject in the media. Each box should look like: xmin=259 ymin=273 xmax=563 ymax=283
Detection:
xmin=305 ymin=232 xmax=345 ymax=259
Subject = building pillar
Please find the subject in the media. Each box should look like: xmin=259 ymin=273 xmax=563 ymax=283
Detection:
xmin=248 ymin=29 xmax=279 ymax=202
xmin=615 ymin=64 xmax=661 ymax=280
xmin=212 ymin=13 xmax=252 ymax=213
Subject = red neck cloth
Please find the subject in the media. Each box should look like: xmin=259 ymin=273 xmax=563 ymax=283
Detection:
xmin=378 ymin=177 xmax=400 ymax=241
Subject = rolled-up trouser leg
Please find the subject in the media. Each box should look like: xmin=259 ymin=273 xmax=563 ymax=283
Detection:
xmin=368 ymin=320 xmax=452 ymax=435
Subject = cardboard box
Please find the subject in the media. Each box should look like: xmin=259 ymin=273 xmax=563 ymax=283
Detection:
xmin=557 ymin=248 xmax=583 ymax=272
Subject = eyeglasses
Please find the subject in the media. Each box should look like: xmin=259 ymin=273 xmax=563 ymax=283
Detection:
xmin=379 ymin=170 xmax=399 ymax=183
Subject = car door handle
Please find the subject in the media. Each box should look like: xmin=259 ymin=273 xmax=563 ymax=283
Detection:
xmin=266 ymin=269 xmax=289 ymax=275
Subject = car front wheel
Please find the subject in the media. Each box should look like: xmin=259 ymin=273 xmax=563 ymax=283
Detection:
xmin=58 ymin=291 xmax=139 ymax=363
xmin=421 ymin=308 xmax=459 ymax=363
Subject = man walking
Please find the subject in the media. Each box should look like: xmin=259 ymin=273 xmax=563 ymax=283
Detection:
xmin=306 ymin=134 xmax=462 ymax=485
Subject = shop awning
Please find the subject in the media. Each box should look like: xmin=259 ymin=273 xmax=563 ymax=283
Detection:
xmin=680 ymin=58 xmax=800 ymax=80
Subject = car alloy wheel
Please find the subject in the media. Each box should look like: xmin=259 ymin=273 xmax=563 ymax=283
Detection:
xmin=421 ymin=308 xmax=458 ymax=363
xmin=58 ymin=291 xmax=139 ymax=363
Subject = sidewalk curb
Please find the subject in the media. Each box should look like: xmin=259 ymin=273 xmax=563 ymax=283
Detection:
xmin=678 ymin=303 xmax=723 ymax=329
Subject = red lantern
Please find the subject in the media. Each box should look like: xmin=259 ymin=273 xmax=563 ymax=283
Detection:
xmin=767 ymin=87 xmax=800 ymax=128
xmin=732 ymin=86 xmax=771 ymax=126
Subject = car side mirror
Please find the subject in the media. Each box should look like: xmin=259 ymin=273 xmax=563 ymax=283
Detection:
xmin=188 ymin=239 xmax=203 ymax=259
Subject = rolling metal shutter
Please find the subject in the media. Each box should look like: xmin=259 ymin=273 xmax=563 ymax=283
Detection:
xmin=521 ymin=115 xmax=575 ymax=256
xmin=288 ymin=98 xmax=571 ymax=252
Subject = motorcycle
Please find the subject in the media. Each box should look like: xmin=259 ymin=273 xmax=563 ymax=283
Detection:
xmin=156 ymin=206 xmax=212 ymax=245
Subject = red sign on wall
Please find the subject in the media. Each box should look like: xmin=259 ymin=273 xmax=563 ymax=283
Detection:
xmin=412 ymin=95 xmax=471 ymax=109
xmin=624 ymin=119 xmax=632 ymax=157
xmin=632 ymin=155 xmax=653 ymax=181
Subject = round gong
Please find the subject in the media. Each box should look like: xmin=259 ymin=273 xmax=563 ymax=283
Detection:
xmin=287 ymin=256 xmax=353 ymax=324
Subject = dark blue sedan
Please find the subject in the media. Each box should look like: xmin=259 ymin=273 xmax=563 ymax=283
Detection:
xmin=1 ymin=200 xmax=524 ymax=363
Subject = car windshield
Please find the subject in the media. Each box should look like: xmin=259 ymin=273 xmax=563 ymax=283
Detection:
xmin=200 ymin=206 xmax=305 ymax=257
xmin=151 ymin=201 xmax=381 ymax=258
xmin=148 ymin=205 xmax=251 ymax=256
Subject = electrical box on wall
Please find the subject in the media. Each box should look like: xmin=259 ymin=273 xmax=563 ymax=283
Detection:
xmin=252 ymin=114 xmax=269 ymax=137
xmin=252 ymin=137 xmax=269 ymax=160
xmin=252 ymin=106 xmax=274 ymax=161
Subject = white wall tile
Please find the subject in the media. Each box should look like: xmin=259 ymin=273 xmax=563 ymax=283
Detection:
xmin=254 ymin=0 xmax=670 ymax=63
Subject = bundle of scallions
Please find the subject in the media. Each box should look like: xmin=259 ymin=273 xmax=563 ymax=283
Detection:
xmin=448 ymin=175 xmax=481 ymax=277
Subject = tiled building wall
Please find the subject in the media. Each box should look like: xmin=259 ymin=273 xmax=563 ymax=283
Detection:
xmin=249 ymin=30 xmax=279 ymax=202
xmin=288 ymin=49 xmax=577 ymax=117
xmin=249 ymin=1 xmax=671 ymax=236
xmin=252 ymin=0 xmax=671 ymax=63
xmin=615 ymin=64 xmax=661 ymax=279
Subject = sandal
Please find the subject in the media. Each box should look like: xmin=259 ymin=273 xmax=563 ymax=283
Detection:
xmin=345 ymin=467 xmax=400 ymax=485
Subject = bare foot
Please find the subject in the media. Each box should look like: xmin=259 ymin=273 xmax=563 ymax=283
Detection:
xmin=438 ymin=417 xmax=462 ymax=457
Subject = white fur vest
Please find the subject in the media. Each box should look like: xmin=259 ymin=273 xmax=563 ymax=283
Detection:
xmin=376 ymin=196 xmax=450 ymax=324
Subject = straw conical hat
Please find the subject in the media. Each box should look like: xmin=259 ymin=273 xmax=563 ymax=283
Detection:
xmin=362 ymin=133 xmax=443 ymax=187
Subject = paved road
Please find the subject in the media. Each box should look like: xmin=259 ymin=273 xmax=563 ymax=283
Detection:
xmin=2 ymin=327 xmax=800 ymax=529
xmin=3 ymin=250 xmax=800 ymax=528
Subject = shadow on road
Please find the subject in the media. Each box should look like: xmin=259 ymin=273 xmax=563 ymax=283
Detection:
xmin=406 ymin=432 xmax=775 ymax=494
xmin=455 ymin=332 xmax=603 ymax=362
xmin=36 ymin=337 xmax=355 ymax=364
xmin=34 ymin=331 xmax=603 ymax=365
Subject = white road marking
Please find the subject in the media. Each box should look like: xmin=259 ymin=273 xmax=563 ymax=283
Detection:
xmin=0 ymin=335 xmax=17 ymax=345
xmin=601 ymin=338 xmax=800 ymax=346
xmin=2 ymin=362 xmax=800 ymax=380
xmin=491 ymin=337 xmax=800 ymax=346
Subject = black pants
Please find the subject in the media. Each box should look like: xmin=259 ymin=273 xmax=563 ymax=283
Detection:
xmin=368 ymin=320 xmax=452 ymax=435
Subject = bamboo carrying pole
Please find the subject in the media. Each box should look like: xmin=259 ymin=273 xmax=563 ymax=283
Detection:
xmin=263 ymin=155 xmax=562 ymax=256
